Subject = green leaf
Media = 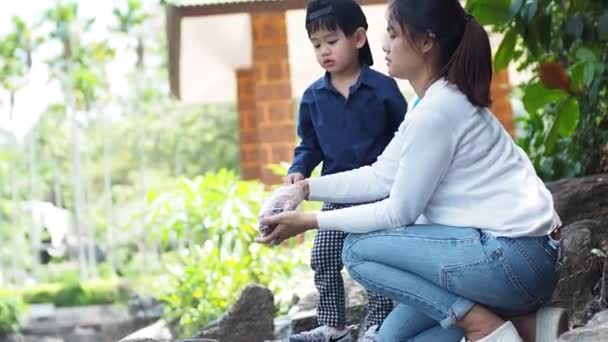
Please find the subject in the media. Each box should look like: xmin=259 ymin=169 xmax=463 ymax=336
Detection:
xmin=522 ymin=82 xmax=567 ymax=115
xmin=557 ymin=97 xmax=580 ymax=137
xmin=573 ymin=48 xmax=598 ymax=87
xmin=524 ymin=1 xmax=538 ymax=22
xmin=494 ymin=28 xmax=517 ymax=71
xmin=599 ymin=11 xmax=608 ymax=41
xmin=575 ymin=47 xmax=596 ymax=62
xmin=583 ymin=63 xmax=595 ymax=87
xmin=544 ymin=97 xmax=579 ymax=153
xmin=509 ymin=0 xmax=525 ymax=19
xmin=146 ymin=189 xmax=158 ymax=203
xmin=467 ymin=0 xmax=511 ymax=26
xmin=568 ymin=61 xmax=585 ymax=90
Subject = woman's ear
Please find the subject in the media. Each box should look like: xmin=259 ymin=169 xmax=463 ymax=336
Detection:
xmin=354 ymin=27 xmax=368 ymax=49
xmin=419 ymin=31 xmax=436 ymax=55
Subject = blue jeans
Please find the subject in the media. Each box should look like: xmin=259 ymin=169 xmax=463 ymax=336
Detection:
xmin=341 ymin=225 xmax=561 ymax=342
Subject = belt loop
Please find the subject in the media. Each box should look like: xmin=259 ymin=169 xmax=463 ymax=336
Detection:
xmin=480 ymin=231 xmax=488 ymax=242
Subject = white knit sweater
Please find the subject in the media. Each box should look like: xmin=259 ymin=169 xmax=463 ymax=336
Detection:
xmin=308 ymin=79 xmax=561 ymax=237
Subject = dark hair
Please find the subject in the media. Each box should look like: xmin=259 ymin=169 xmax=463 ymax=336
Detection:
xmin=306 ymin=0 xmax=344 ymax=35
xmin=305 ymin=0 xmax=374 ymax=66
xmin=388 ymin=0 xmax=492 ymax=107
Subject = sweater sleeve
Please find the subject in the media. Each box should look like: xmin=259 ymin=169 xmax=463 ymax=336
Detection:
xmin=307 ymin=121 xmax=404 ymax=203
xmin=315 ymin=110 xmax=457 ymax=233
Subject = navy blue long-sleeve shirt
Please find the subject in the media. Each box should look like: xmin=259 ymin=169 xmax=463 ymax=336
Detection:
xmin=289 ymin=65 xmax=407 ymax=177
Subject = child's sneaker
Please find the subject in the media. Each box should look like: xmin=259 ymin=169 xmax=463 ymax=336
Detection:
xmin=289 ymin=325 xmax=353 ymax=342
xmin=358 ymin=325 xmax=379 ymax=342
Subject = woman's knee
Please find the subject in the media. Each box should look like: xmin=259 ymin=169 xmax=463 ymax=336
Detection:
xmin=379 ymin=304 xmax=436 ymax=341
xmin=341 ymin=233 xmax=365 ymax=268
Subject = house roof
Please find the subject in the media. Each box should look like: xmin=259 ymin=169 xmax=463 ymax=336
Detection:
xmin=165 ymin=0 xmax=309 ymax=17
xmin=165 ymin=0 xmax=385 ymax=16
xmin=164 ymin=0 xmax=387 ymax=98
xmin=165 ymin=0 xmax=282 ymax=6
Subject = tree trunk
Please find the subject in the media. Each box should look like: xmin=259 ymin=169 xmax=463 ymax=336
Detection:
xmin=28 ymin=128 xmax=40 ymax=281
xmin=52 ymin=158 xmax=62 ymax=208
xmin=138 ymin=149 xmax=147 ymax=268
xmin=135 ymin=33 xmax=148 ymax=269
xmin=7 ymin=96 xmax=19 ymax=284
xmin=69 ymin=105 xmax=88 ymax=280
xmin=103 ymin=113 xmax=115 ymax=273
xmin=8 ymin=165 xmax=18 ymax=284
xmin=83 ymin=137 xmax=98 ymax=279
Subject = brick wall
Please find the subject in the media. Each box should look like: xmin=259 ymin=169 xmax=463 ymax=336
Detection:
xmin=236 ymin=69 xmax=261 ymax=180
xmin=237 ymin=12 xmax=296 ymax=184
xmin=252 ymin=12 xmax=296 ymax=184
xmin=490 ymin=69 xmax=515 ymax=136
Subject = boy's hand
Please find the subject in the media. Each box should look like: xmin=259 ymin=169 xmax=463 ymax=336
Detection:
xmin=257 ymin=183 xmax=308 ymax=236
xmin=286 ymin=172 xmax=305 ymax=185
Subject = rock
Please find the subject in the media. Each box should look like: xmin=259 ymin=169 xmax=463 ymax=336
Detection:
xmin=66 ymin=326 xmax=104 ymax=342
xmin=283 ymin=271 xmax=369 ymax=334
xmin=547 ymin=174 xmax=608 ymax=227
xmin=1 ymin=335 xmax=63 ymax=342
xmin=120 ymin=339 xmax=216 ymax=342
xmin=546 ymin=174 xmax=608 ymax=328
xmin=549 ymin=219 xmax=605 ymax=327
xmin=588 ymin=310 xmax=608 ymax=328
xmin=128 ymin=294 xmax=165 ymax=320
xmin=600 ymin=144 xmax=608 ymax=173
xmin=272 ymin=315 xmax=292 ymax=341
xmin=19 ymin=304 xmax=157 ymax=342
xmin=558 ymin=309 xmax=608 ymax=341
xmin=194 ymin=284 xmax=274 ymax=342
xmin=289 ymin=309 xmax=317 ymax=335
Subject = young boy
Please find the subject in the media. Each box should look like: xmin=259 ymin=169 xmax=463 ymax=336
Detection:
xmin=287 ymin=0 xmax=407 ymax=341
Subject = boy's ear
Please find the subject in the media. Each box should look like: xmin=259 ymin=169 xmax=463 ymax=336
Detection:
xmin=353 ymin=27 xmax=367 ymax=49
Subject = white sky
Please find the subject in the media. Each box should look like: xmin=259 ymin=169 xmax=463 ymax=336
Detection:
xmin=0 ymin=0 xmax=157 ymax=140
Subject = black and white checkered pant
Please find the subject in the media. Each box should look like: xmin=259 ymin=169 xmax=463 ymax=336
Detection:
xmin=312 ymin=202 xmax=394 ymax=328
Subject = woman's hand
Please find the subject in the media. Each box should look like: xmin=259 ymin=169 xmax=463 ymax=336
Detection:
xmin=256 ymin=211 xmax=318 ymax=245
xmin=257 ymin=181 xmax=310 ymax=235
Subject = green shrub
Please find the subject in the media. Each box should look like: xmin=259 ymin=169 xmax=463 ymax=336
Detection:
xmin=143 ymin=169 xmax=310 ymax=336
xmin=21 ymin=280 xmax=130 ymax=307
xmin=53 ymin=282 xmax=87 ymax=307
xmin=0 ymin=297 xmax=23 ymax=336
xmin=21 ymin=283 xmax=61 ymax=304
xmin=82 ymin=280 xmax=131 ymax=305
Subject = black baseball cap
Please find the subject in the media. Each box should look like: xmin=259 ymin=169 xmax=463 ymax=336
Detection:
xmin=305 ymin=0 xmax=374 ymax=66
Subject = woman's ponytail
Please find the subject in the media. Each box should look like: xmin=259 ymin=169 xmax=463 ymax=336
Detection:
xmin=442 ymin=17 xmax=493 ymax=108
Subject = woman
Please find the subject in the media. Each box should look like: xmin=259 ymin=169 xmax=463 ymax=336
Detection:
xmin=258 ymin=0 xmax=565 ymax=341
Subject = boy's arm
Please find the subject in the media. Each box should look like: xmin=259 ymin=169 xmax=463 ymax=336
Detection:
xmin=384 ymin=79 xmax=408 ymax=133
xmin=288 ymin=96 xmax=323 ymax=178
